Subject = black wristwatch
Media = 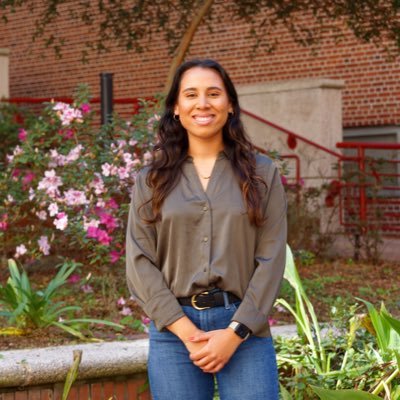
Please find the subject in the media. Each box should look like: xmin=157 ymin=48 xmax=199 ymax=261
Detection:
xmin=228 ymin=321 xmax=252 ymax=341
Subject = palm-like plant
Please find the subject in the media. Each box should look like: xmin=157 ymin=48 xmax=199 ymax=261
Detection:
xmin=0 ymin=259 xmax=122 ymax=339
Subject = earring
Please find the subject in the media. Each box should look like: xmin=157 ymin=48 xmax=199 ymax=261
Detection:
xmin=173 ymin=114 xmax=180 ymax=121
xmin=228 ymin=111 xmax=234 ymax=117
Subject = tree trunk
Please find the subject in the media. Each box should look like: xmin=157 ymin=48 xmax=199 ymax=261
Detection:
xmin=164 ymin=0 xmax=214 ymax=93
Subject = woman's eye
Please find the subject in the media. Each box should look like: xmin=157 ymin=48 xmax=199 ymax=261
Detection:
xmin=185 ymin=92 xmax=196 ymax=98
xmin=209 ymin=92 xmax=220 ymax=97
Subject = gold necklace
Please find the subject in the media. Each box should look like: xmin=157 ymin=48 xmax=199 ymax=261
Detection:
xmin=199 ymin=173 xmax=211 ymax=180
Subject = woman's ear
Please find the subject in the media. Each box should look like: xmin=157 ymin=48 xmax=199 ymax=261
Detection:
xmin=174 ymin=105 xmax=179 ymax=116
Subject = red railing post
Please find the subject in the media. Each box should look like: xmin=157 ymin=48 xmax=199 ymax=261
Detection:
xmin=358 ymin=146 xmax=367 ymax=232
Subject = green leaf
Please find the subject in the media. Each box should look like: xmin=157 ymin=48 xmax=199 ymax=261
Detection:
xmin=65 ymin=318 xmax=124 ymax=330
xmin=62 ymin=350 xmax=82 ymax=400
xmin=356 ymin=298 xmax=391 ymax=353
xmin=311 ymin=385 xmax=382 ymax=400
xmin=279 ymin=383 xmax=293 ymax=400
xmin=51 ymin=321 xmax=88 ymax=340
xmin=381 ymin=311 xmax=400 ymax=336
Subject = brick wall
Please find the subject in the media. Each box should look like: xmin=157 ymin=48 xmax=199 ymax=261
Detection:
xmin=1 ymin=3 xmax=400 ymax=128
xmin=0 ymin=373 xmax=151 ymax=400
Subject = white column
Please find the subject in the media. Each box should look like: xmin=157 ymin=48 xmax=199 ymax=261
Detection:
xmin=238 ymin=78 xmax=345 ymax=185
xmin=0 ymin=48 xmax=10 ymax=99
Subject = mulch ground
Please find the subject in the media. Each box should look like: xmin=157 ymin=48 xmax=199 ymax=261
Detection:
xmin=1 ymin=258 xmax=399 ymax=351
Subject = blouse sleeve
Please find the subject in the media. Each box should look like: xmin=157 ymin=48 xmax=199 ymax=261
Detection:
xmin=125 ymin=170 xmax=185 ymax=331
xmin=232 ymin=161 xmax=287 ymax=335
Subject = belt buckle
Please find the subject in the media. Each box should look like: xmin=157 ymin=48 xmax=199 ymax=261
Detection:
xmin=191 ymin=291 xmax=210 ymax=310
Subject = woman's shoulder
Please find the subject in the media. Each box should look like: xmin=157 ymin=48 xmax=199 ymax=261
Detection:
xmin=134 ymin=166 xmax=152 ymax=192
xmin=254 ymin=152 xmax=277 ymax=172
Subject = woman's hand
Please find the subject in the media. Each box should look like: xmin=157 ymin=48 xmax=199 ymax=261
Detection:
xmin=188 ymin=329 xmax=243 ymax=373
xmin=166 ymin=316 xmax=208 ymax=354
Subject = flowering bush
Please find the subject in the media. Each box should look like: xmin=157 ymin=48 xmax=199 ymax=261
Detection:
xmin=0 ymin=86 xmax=158 ymax=271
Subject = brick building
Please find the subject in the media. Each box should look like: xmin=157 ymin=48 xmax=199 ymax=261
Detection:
xmin=1 ymin=4 xmax=400 ymax=137
xmin=0 ymin=4 xmax=399 ymax=250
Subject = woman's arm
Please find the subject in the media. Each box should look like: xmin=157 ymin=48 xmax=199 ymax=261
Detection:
xmin=232 ymin=162 xmax=287 ymax=334
xmin=126 ymin=171 xmax=185 ymax=330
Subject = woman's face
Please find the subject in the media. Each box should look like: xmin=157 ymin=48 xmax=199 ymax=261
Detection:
xmin=174 ymin=67 xmax=232 ymax=143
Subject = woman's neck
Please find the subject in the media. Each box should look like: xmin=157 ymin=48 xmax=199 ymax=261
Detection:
xmin=188 ymin=137 xmax=224 ymax=160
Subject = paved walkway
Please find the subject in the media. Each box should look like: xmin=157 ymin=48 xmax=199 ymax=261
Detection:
xmin=271 ymin=324 xmax=297 ymax=338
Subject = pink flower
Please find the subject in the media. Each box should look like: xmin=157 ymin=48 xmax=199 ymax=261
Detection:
xmin=58 ymin=129 xmax=74 ymax=140
xmin=101 ymin=163 xmax=117 ymax=177
xmin=81 ymin=103 xmax=91 ymax=114
xmin=15 ymin=244 xmax=27 ymax=257
xmin=11 ymin=168 xmax=21 ymax=179
xmin=64 ymin=129 xmax=74 ymax=139
xmin=89 ymin=175 xmax=105 ymax=195
xmin=141 ymin=316 xmax=151 ymax=325
xmin=110 ymin=250 xmax=121 ymax=264
xmin=99 ymin=212 xmax=118 ymax=231
xmin=36 ymin=210 xmax=47 ymax=220
xmin=117 ymin=297 xmax=126 ymax=306
xmin=0 ymin=214 xmax=8 ymax=231
xmin=86 ymin=226 xmax=99 ymax=239
xmin=81 ymin=284 xmax=93 ymax=293
xmin=66 ymin=145 xmax=83 ymax=163
xmin=54 ymin=212 xmax=68 ymax=230
xmin=38 ymin=235 xmax=51 ymax=255
xmin=268 ymin=317 xmax=278 ymax=326
xmin=53 ymin=102 xmax=83 ymax=126
xmin=22 ymin=171 xmax=35 ymax=188
xmin=106 ymin=198 xmax=119 ymax=209
xmin=63 ymin=189 xmax=88 ymax=206
xmin=13 ymin=145 xmax=23 ymax=156
xmin=38 ymin=169 xmax=63 ymax=197
xmin=18 ymin=128 xmax=28 ymax=141
xmin=117 ymin=166 xmax=130 ymax=180
xmin=68 ymin=274 xmax=81 ymax=284
xmin=120 ymin=306 xmax=132 ymax=316
xmin=86 ymin=226 xmax=112 ymax=245
xmin=96 ymin=229 xmax=112 ymax=245
xmin=48 ymin=202 xmax=59 ymax=217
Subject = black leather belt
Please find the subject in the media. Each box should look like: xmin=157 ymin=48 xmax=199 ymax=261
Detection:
xmin=178 ymin=289 xmax=241 ymax=310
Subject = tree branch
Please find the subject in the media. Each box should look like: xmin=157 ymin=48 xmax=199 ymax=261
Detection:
xmin=164 ymin=0 xmax=215 ymax=93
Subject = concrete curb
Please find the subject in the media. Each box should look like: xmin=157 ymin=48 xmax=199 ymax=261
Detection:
xmin=0 ymin=339 xmax=148 ymax=388
xmin=0 ymin=325 xmax=297 ymax=388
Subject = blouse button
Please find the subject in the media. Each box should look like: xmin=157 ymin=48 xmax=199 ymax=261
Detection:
xmin=203 ymin=236 xmax=209 ymax=242
xmin=202 ymin=206 xmax=208 ymax=212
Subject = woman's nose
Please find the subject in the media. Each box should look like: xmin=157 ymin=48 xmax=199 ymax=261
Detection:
xmin=196 ymin=94 xmax=210 ymax=108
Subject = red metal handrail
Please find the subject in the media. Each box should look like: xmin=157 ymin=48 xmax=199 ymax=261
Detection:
xmin=336 ymin=141 xmax=400 ymax=233
xmin=241 ymin=108 xmax=343 ymax=159
xmin=254 ymin=145 xmax=301 ymax=186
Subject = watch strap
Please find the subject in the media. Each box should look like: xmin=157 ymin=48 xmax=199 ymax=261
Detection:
xmin=229 ymin=321 xmax=252 ymax=341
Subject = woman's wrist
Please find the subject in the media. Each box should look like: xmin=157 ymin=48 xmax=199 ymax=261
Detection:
xmin=166 ymin=315 xmax=201 ymax=342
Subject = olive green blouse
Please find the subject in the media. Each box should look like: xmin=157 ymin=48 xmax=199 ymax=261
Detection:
xmin=126 ymin=151 xmax=287 ymax=337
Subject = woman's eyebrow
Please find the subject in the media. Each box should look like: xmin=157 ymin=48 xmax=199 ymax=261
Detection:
xmin=182 ymin=86 xmax=223 ymax=93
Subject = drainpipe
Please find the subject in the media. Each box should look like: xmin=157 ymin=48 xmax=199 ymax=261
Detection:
xmin=100 ymin=72 xmax=113 ymax=125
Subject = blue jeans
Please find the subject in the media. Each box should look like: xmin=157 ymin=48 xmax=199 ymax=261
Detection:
xmin=148 ymin=302 xmax=279 ymax=400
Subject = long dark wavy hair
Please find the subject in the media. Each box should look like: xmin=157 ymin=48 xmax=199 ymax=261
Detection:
xmin=145 ymin=59 xmax=266 ymax=226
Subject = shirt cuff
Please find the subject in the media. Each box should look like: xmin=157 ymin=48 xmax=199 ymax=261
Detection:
xmin=143 ymin=291 xmax=185 ymax=331
xmin=232 ymin=298 xmax=270 ymax=337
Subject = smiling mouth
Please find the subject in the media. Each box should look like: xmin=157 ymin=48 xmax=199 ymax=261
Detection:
xmin=193 ymin=115 xmax=214 ymax=125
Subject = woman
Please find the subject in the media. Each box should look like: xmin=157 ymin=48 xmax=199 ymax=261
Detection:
xmin=126 ymin=59 xmax=287 ymax=400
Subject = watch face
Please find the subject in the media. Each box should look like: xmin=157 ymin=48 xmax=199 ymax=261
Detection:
xmin=236 ymin=324 xmax=251 ymax=339
xmin=230 ymin=321 xmax=251 ymax=340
